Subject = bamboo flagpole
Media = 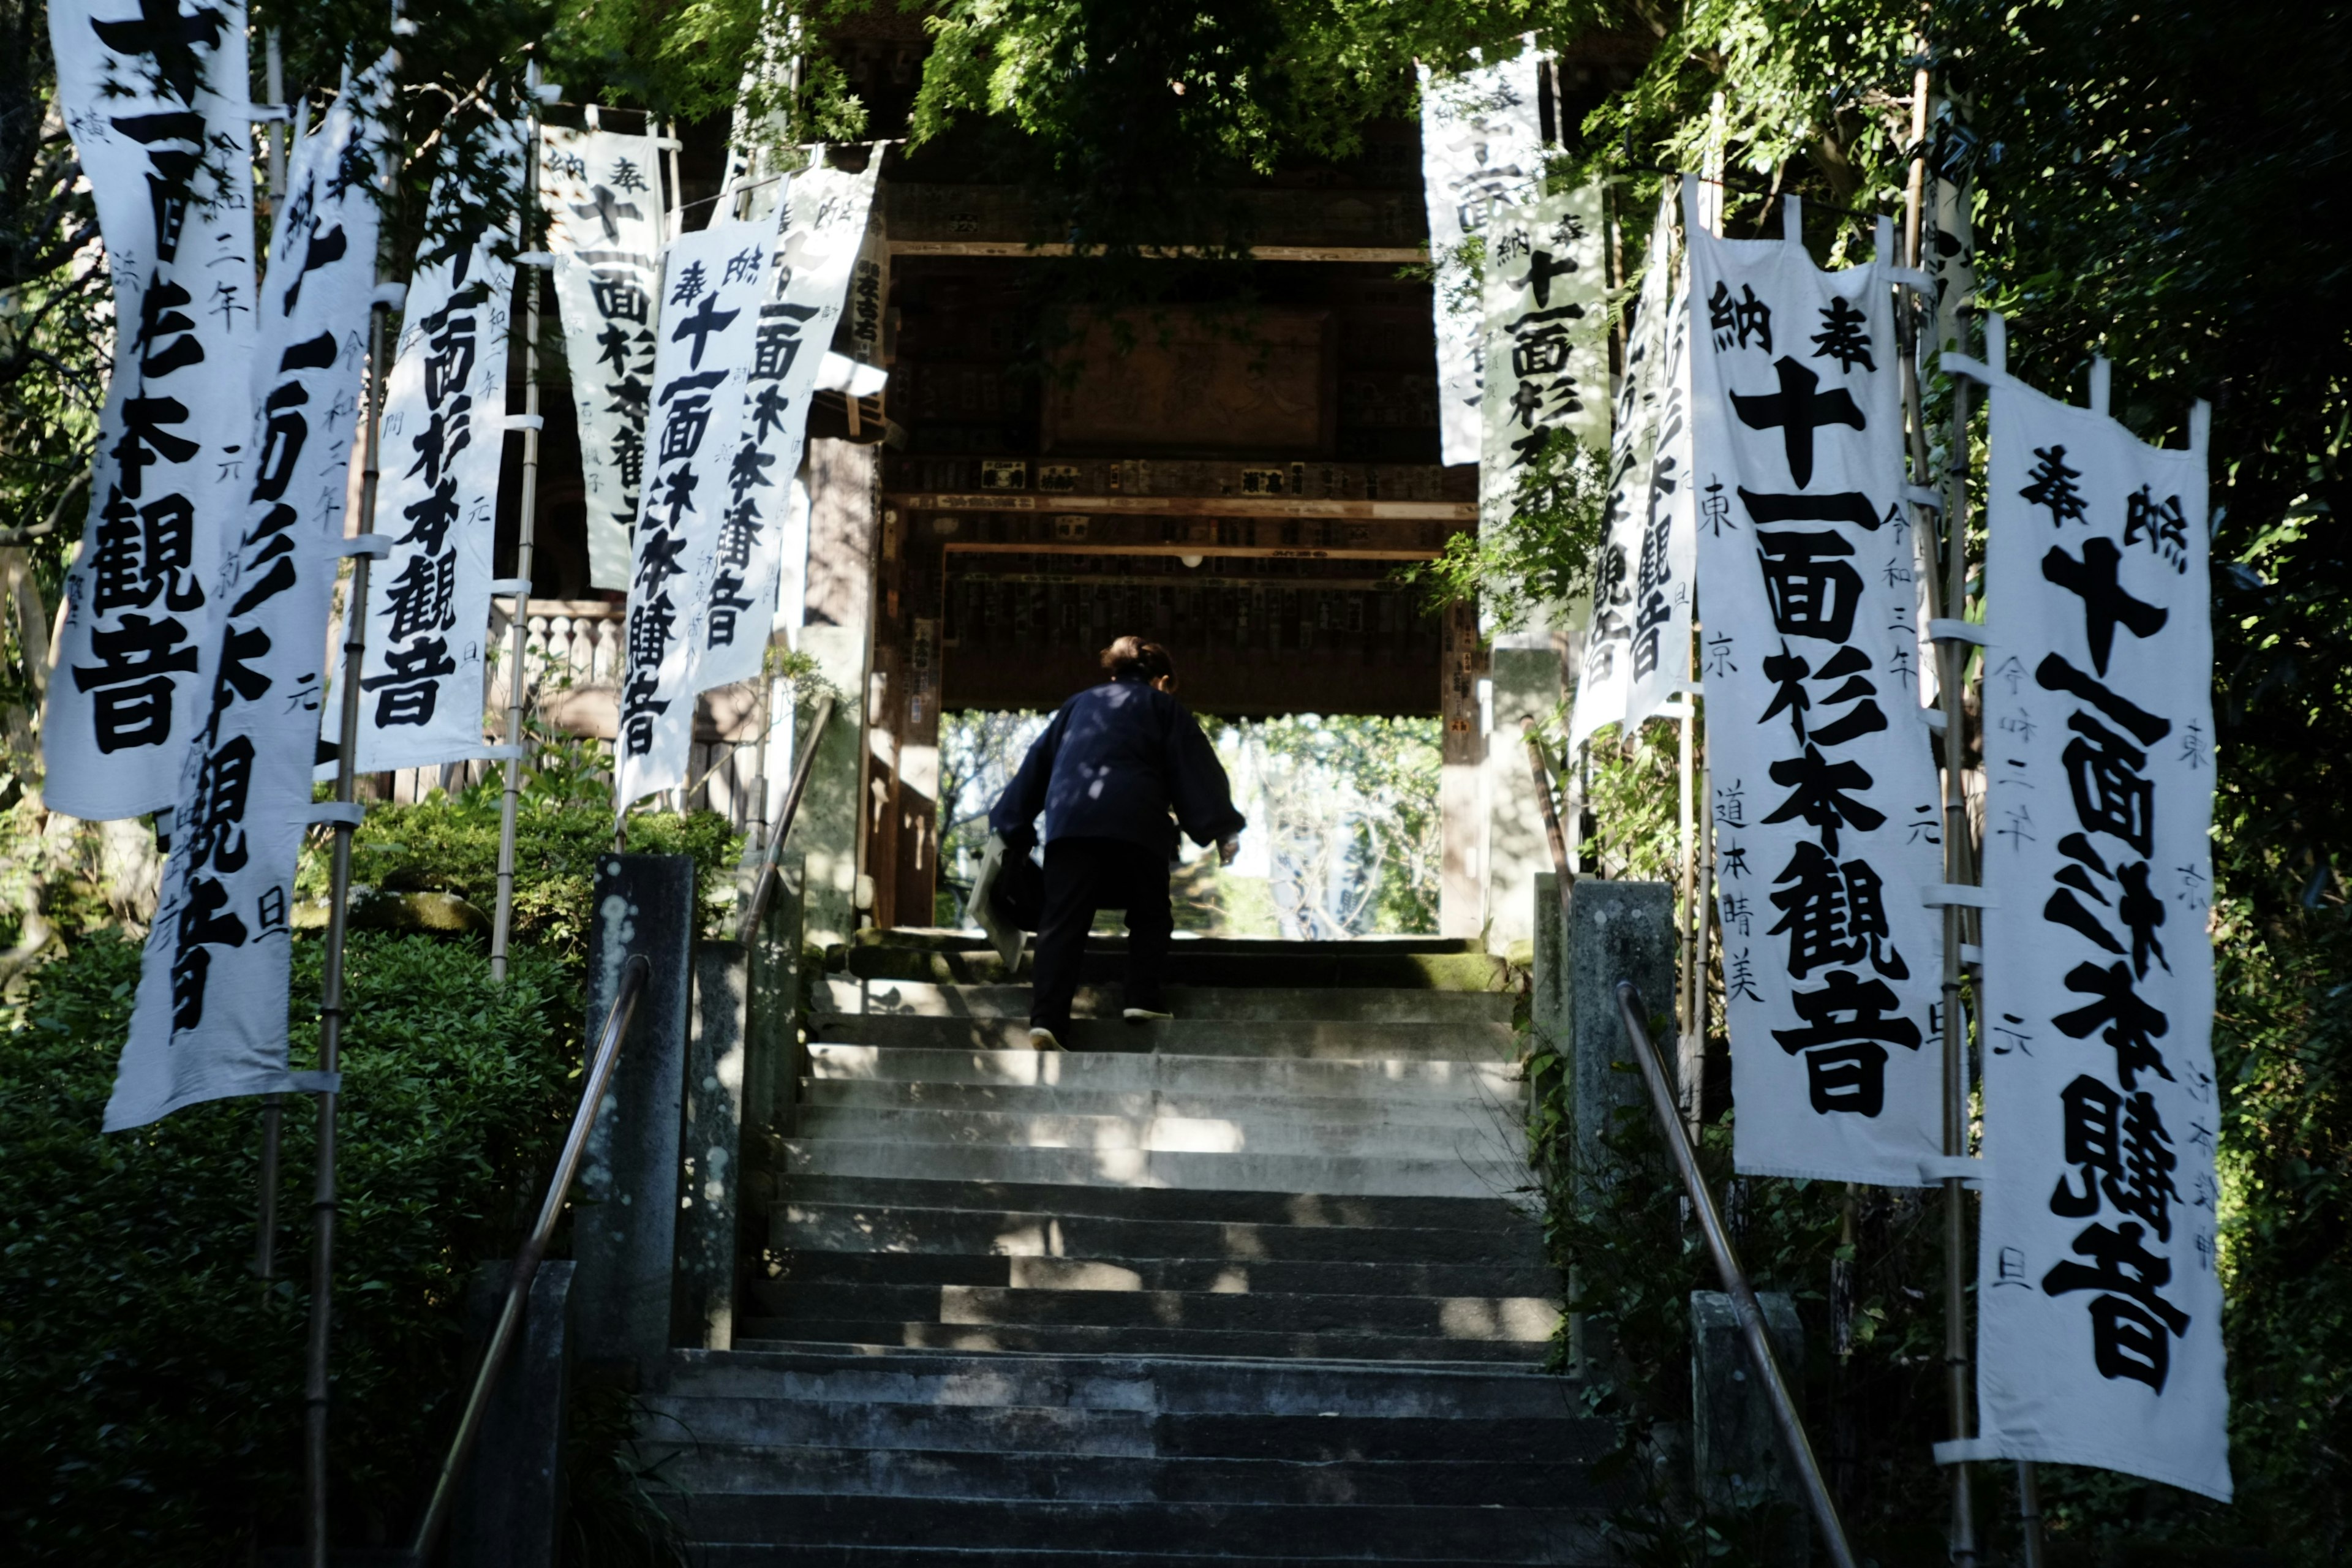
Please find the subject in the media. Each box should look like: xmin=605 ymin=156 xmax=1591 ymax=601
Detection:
xmin=1891 ymin=51 xmax=1978 ymax=1568
xmin=1930 ymin=328 xmax=1979 ymax=1568
xmin=251 ymin=26 xmax=290 ymax=1297
xmin=1896 ymin=34 xmax=2039 ymax=1564
xmin=1691 ymin=753 xmax=1714 ymax=1142
xmin=1676 ymin=688 xmax=1699 ymax=1127
xmin=307 ymin=256 xmax=401 ymax=1568
xmin=304 ymin=19 xmax=415 ymax=1556
xmin=491 ymin=61 xmax=560 ymax=982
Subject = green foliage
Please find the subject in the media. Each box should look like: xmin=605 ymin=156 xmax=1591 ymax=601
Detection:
xmin=1529 ymin=1045 xmax=2014 ymax=1565
xmin=0 ymin=929 xmax=626 ymax=1561
xmin=1577 ymin=719 xmax=1683 ymax=883
xmin=1943 ymin=2 xmax=2352 ymax=1554
xmin=293 ymin=766 xmax=744 ymax=961
xmin=2195 ymin=875 xmax=2352 ymax=1558
xmin=935 ymin=708 xmax=1053 ymax=902
xmin=1404 ymin=429 xmax=1611 ymax=633
xmin=1217 ymin=715 xmax=1443 ymax=936
xmin=910 ymin=0 xmax=1399 ymax=254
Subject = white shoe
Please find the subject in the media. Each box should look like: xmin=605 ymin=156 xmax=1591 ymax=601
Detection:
xmin=1122 ymin=1007 xmax=1173 ymax=1023
xmin=1028 ymin=1027 xmax=1066 ymax=1052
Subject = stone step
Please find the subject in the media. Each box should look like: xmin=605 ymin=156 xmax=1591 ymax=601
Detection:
xmin=643 ymin=1389 xmax=1600 ymax=1466
xmin=667 ymin=1494 xmax=1602 ymax=1561
xmin=799 ymin=1087 xmax=1512 ymax=1140
xmin=782 ymin=1137 xmax=1529 ymax=1199
xmin=805 ymin=1044 xmax=1521 ymax=1101
xmin=799 ymin=1048 xmax=1514 ymax=1109
xmin=843 ymin=947 xmax=1512 ymax=993
xmin=792 ymin=1104 xmax=1528 ymax=1161
xmin=775 ymin=1175 xmax=1544 ymax=1234
xmin=650 ymin=1444 xmax=1597 ymax=1508
xmin=776 ymin=1200 xmax=1544 ymax=1269
xmin=660 ymin=1346 xmax=1584 ymax=1421
xmin=769 ymin=1250 xmax=1555 ymax=1299
xmin=643 ymin=1393 xmax=1160 ymax=1456
xmin=859 ymin=930 xmax=1485 ymax=957
xmin=758 ymin=1281 xmax=1560 ymax=1342
xmin=797 ymin=1085 xmax=1510 ymax=1147
xmin=736 ymin=1321 xmax=1550 ymax=1362
xmin=694 ymin=1550 xmax=1593 ymax=1568
xmin=822 ymin=979 xmax=1518 ymax=1025
xmin=812 ymin=1016 xmax=1520 ymax=1061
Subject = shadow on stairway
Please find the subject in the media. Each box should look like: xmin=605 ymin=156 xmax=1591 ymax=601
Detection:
xmin=635 ymin=930 xmax=1617 ymax=1566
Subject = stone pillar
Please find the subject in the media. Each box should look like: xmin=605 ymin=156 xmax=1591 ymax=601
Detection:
xmin=1531 ymin=870 xmax=1567 ymax=1060
xmin=1484 ymin=635 xmax=1564 ymax=952
xmin=450 ymin=1261 xmax=575 ymax=1568
xmin=1567 ymin=880 xmax=1676 ymax=1198
xmin=1439 ymin=600 xmax=1486 ymax=939
xmin=677 ymin=942 xmax=749 ymax=1351
xmin=575 ymin=854 xmax=695 ymax=1382
xmin=744 ymin=854 xmax=807 ymax=1140
xmin=1691 ymin=1290 xmax=1809 ymax=1564
xmin=799 ymin=438 xmax=880 ymax=947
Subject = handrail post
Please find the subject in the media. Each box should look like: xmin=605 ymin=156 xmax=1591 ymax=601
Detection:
xmin=737 ymin=694 xmax=834 ymax=944
xmin=410 ymin=954 xmax=652 ymax=1564
xmin=1612 ymin=979 xmax=1860 ymax=1568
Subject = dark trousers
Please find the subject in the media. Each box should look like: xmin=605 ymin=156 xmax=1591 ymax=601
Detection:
xmin=1030 ymin=836 xmax=1174 ymax=1038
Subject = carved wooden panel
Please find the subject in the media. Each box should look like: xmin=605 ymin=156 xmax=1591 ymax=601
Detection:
xmin=1042 ymin=309 xmax=1336 ymax=457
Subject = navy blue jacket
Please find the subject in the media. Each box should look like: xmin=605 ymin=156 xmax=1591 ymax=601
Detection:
xmin=990 ymin=676 xmax=1246 ymax=855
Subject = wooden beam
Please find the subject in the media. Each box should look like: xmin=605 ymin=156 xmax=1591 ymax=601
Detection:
xmin=944 ymin=541 xmax=1435 ymax=562
xmin=888 ymin=492 xmax=1474 ymax=522
xmin=951 ymin=569 xmax=1403 ymax=590
xmin=888 ymin=240 xmax=1429 ymax=264
xmin=883 ymin=184 xmax=1430 ymax=257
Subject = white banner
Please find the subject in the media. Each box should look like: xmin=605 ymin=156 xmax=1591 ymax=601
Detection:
xmin=1686 ymin=187 xmax=1943 ymax=1185
xmin=1419 ymin=48 xmax=1544 ymax=467
xmin=541 ymin=123 xmax=665 ymax=590
xmin=613 ymin=220 xmax=771 ymax=809
xmin=346 ymin=126 xmax=521 ymax=772
xmin=694 ymin=157 xmax=881 ymax=693
xmin=1924 ymin=100 xmax=1977 ymax=362
xmin=110 ymin=63 xmax=392 ymax=1131
xmin=843 ymin=198 xmax=889 ymax=377
xmin=1975 ymin=372 xmax=2228 ymax=1499
xmin=45 ymin=0 xmax=257 ymax=820
xmin=1478 ymin=186 xmax=1607 ymax=550
xmin=1625 ymin=263 xmax=1695 ymax=734
xmin=1570 ymin=194 xmax=1675 ymax=752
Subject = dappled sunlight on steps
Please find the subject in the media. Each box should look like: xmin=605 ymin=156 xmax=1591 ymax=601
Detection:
xmin=638 ymin=933 xmax=1611 ymax=1565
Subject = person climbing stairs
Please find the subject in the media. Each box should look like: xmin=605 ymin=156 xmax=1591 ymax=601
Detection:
xmin=635 ymin=931 xmax=1613 ymax=1565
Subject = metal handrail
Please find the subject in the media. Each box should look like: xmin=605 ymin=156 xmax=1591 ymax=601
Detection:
xmin=409 ymin=952 xmax=652 ymax=1564
xmin=736 ymin=694 xmax=834 ymax=944
xmin=1611 ymin=980 xmax=1860 ymax=1568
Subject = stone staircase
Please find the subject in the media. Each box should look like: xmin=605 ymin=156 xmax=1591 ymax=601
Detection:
xmin=639 ymin=935 xmax=1613 ymax=1565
